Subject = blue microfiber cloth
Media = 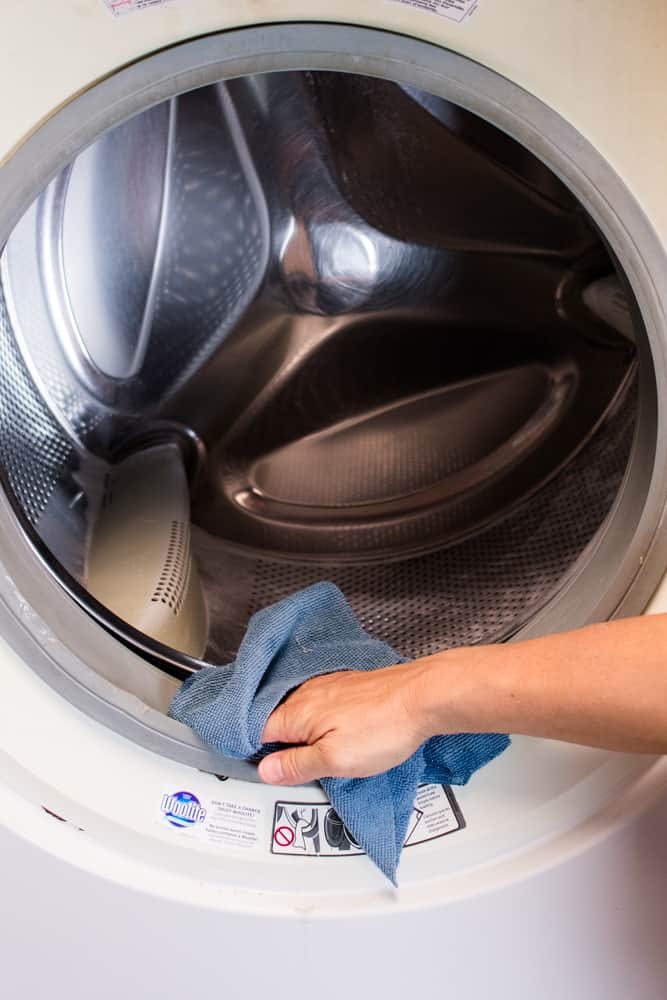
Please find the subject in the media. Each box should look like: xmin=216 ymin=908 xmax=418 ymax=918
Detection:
xmin=169 ymin=581 xmax=510 ymax=884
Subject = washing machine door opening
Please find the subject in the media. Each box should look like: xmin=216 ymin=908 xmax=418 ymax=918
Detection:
xmin=0 ymin=45 xmax=659 ymax=775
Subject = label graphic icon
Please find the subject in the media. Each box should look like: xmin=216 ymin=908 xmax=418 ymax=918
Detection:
xmin=161 ymin=791 xmax=207 ymax=828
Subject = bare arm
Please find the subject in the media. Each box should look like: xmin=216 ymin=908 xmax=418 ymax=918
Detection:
xmin=258 ymin=614 xmax=667 ymax=786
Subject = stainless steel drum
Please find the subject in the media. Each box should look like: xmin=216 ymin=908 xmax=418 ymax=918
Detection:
xmin=0 ymin=70 xmax=639 ymax=676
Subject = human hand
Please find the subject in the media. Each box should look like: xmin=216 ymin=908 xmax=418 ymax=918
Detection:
xmin=257 ymin=662 xmax=431 ymax=786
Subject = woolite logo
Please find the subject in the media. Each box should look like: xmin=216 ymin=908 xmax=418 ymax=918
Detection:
xmin=161 ymin=791 xmax=207 ymax=829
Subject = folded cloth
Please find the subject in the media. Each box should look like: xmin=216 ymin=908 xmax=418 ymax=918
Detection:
xmin=169 ymin=581 xmax=510 ymax=884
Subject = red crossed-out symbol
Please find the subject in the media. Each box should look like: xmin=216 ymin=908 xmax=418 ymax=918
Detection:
xmin=274 ymin=825 xmax=295 ymax=848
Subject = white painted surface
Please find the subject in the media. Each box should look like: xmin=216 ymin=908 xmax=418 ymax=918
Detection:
xmin=2 ymin=780 xmax=667 ymax=999
xmin=0 ymin=2 xmax=666 ymax=994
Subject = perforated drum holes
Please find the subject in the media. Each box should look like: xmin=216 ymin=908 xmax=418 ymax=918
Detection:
xmin=0 ymin=286 xmax=71 ymax=524
xmin=151 ymin=520 xmax=191 ymax=615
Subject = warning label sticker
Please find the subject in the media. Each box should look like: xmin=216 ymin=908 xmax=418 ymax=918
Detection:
xmin=387 ymin=0 xmax=479 ymax=23
xmin=404 ymin=783 xmax=464 ymax=846
xmin=102 ymin=0 xmax=180 ymax=16
xmin=203 ymin=797 xmax=262 ymax=850
xmin=158 ymin=789 xmax=263 ymax=852
xmin=271 ymin=784 xmax=464 ymax=858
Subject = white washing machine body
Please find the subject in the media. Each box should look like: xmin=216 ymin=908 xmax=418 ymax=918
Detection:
xmin=1 ymin=4 xmax=667 ymax=998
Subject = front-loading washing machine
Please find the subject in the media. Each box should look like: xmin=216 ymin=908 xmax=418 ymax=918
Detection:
xmin=1 ymin=3 xmax=667 ymax=997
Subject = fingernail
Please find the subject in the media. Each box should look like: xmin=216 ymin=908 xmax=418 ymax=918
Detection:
xmin=260 ymin=755 xmax=284 ymax=784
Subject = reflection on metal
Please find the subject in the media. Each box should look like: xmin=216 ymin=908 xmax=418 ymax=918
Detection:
xmin=2 ymin=85 xmax=269 ymax=445
xmin=0 ymin=71 xmax=638 ymax=667
xmin=60 ymin=101 xmax=176 ymax=381
xmin=582 ymin=275 xmax=635 ymax=342
xmin=226 ymin=363 xmax=578 ymax=558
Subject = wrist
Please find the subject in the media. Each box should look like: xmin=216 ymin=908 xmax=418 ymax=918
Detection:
xmin=408 ymin=644 xmax=508 ymax=739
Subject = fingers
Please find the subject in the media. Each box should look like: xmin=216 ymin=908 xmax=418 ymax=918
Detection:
xmin=258 ymin=744 xmax=329 ymax=786
xmin=262 ymin=680 xmax=323 ymax=743
xmin=258 ymin=668 xmax=425 ymax=786
xmin=261 ymin=702 xmax=293 ymax=745
xmin=262 ymin=673 xmax=350 ymax=744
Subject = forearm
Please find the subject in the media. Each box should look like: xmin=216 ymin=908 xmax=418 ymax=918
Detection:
xmin=414 ymin=615 xmax=667 ymax=753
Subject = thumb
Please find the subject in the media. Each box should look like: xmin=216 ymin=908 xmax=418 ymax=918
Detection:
xmin=258 ymin=744 xmax=328 ymax=786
